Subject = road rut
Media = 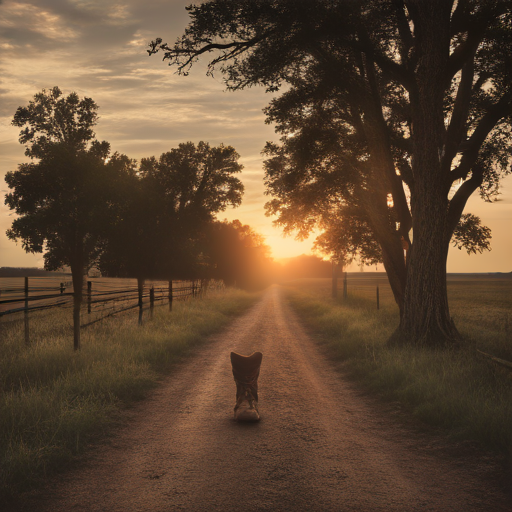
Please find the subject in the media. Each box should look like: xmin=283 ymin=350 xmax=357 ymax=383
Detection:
xmin=15 ymin=286 xmax=510 ymax=511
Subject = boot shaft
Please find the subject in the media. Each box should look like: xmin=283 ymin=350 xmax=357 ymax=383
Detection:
xmin=230 ymin=351 xmax=262 ymax=399
xmin=230 ymin=351 xmax=262 ymax=421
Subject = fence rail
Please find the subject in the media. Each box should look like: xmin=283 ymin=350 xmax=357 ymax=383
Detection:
xmin=0 ymin=276 xmax=223 ymax=347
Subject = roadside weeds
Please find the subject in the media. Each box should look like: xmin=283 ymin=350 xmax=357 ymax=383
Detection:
xmin=284 ymin=283 xmax=512 ymax=458
xmin=0 ymin=288 xmax=260 ymax=499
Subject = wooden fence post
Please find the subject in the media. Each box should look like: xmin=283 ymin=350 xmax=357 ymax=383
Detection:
xmin=150 ymin=286 xmax=155 ymax=319
xmin=343 ymin=272 xmax=348 ymax=299
xmin=376 ymin=285 xmax=380 ymax=310
xmin=138 ymin=279 xmax=144 ymax=325
xmin=87 ymin=281 xmax=92 ymax=314
xmin=24 ymin=277 xmax=29 ymax=345
xmin=331 ymin=261 xmax=338 ymax=299
xmin=73 ymin=279 xmax=81 ymax=351
xmin=168 ymin=280 xmax=173 ymax=311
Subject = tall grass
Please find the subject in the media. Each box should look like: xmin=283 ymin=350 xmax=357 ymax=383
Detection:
xmin=0 ymin=288 xmax=259 ymax=499
xmin=284 ymin=277 xmax=512 ymax=456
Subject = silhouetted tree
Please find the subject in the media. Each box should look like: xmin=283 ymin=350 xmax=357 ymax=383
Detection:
xmin=149 ymin=1 xmax=512 ymax=346
xmin=99 ymin=142 xmax=244 ymax=286
xmin=5 ymin=87 xmax=134 ymax=349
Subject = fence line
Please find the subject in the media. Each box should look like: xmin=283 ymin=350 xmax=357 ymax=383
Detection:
xmin=0 ymin=277 xmax=223 ymax=347
xmin=331 ymin=272 xmax=384 ymax=309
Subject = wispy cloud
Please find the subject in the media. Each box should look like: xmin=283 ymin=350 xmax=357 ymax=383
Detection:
xmin=3 ymin=1 xmax=507 ymax=269
xmin=0 ymin=0 xmax=317 ymax=264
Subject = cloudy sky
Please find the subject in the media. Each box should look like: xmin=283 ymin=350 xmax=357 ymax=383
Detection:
xmin=0 ymin=0 xmax=511 ymax=272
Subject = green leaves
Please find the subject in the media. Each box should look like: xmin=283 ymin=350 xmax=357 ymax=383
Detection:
xmin=140 ymin=141 xmax=244 ymax=220
xmin=5 ymin=88 xmax=132 ymax=276
xmin=452 ymin=214 xmax=492 ymax=255
xmin=99 ymin=141 xmax=244 ymax=281
xmin=12 ymin=87 xmax=99 ymax=159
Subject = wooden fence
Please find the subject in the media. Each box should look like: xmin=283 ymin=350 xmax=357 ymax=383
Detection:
xmin=0 ymin=276 xmax=223 ymax=347
xmin=331 ymin=271 xmax=385 ymax=309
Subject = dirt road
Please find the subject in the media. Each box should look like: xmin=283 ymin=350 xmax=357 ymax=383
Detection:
xmin=16 ymin=286 xmax=510 ymax=511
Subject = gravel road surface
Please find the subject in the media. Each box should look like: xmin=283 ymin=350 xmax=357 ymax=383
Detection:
xmin=14 ymin=286 xmax=510 ymax=511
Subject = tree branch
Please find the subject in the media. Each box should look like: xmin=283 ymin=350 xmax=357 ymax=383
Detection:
xmin=446 ymin=168 xmax=483 ymax=241
xmin=354 ymin=30 xmax=414 ymax=91
xmin=394 ymin=0 xmax=414 ymax=64
xmin=396 ymin=155 xmax=413 ymax=187
xmin=442 ymin=57 xmax=475 ymax=172
xmin=361 ymin=57 xmax=413 ymax=237
xmin=445 ymin=3 xmax=507 ymax=85
xmin=450 ymin=88 xmax=512 ymax=183
xmin=148 ymin=32 xmax=271 ymax=74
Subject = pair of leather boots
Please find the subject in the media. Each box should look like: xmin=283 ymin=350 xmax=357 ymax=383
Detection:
xmin=230 ymin=351 xmax=262 ymax=422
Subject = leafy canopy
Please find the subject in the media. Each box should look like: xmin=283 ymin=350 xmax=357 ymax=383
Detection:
xmin=5 ymin=87 xmax=134 ymax=274
xmin=99 ymin=141 xmax=244 ymax=280
xmin=148 ymin=0 xmax=511 ymax=268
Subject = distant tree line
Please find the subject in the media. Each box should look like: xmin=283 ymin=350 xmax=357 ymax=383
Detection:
xmin=4 ymin=88 xmax=344 ymax=293
xmin=0 ymin=268 xmax=69 ymax=278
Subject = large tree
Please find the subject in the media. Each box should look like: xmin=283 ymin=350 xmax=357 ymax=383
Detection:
xmin=99 ymin=141 xmax=244 ymax=284
xmin=149 ymin=0 xmax=512 ymax=346
xmin=5 ymin=87 xmax=133 ymax=349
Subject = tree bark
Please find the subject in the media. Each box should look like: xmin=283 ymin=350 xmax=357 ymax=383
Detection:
xmin=396 ymin=206 xmax=461 ymax=346
xmin=392 ymin=0 xmax=461 ymax=347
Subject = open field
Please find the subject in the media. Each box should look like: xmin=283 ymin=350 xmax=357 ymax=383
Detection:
xmin=284 ymin=274 xmax=512 ymax=455
xmin=0 ymin=287 xmax=260 ymax=499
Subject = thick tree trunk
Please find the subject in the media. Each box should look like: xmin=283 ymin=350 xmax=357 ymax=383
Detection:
xmin=391 ymin=1 xmax=461 ymax=347
xmin=396 ymin=208 xmax=461 ymax=346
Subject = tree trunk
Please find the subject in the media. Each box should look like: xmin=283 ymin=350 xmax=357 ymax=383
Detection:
xmin=362 ymin=185 xmax=407 ymax=316
xmin=396 ymin=209 xmax=461 ymax=346
xmin=392 ymin=0 xmax=461 ymax=347
xmin=378 ymin=235 xmax=407 ymax=317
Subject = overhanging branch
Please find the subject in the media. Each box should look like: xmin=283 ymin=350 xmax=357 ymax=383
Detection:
xmin=450 ymin=89 xmax=512 ymax=183
xmin=447 ymin=170 xmax=483 ymax=240
xmin=148 ymin=32 xmax=272 ymax=74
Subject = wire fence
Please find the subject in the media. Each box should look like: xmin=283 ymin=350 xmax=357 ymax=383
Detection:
xmin=0 ymin=276 xmax=224 ymax=344
xmin=329 ymin=271 xmax=394 ymax=309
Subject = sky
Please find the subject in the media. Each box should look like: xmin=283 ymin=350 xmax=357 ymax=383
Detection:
xmin=0 ymin=0 xmax=511 ymax=272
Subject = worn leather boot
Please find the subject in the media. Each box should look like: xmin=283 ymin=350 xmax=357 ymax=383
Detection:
xmin=230 ymin=351 xmax=263 ymax=422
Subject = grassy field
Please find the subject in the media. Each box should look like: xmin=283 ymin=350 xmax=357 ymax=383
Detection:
xmin=284 ymin=274 xmax=512 ymax=455
xmin=0 ymin=288 xmax=259 ymax=499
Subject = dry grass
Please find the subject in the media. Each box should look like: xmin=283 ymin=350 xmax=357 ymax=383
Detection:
xmin=0 ymin=288 xmax=259 ymax=498
xmin=284 ymin=275 xmax=512 ymax=455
